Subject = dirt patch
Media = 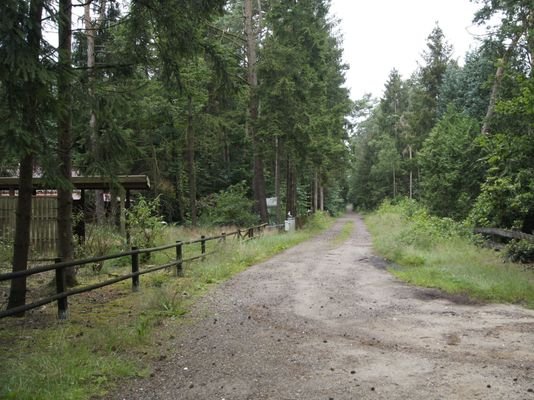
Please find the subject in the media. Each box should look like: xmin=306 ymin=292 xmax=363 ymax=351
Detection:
xmin=413 ymin=287 xmax=484 ymax=306
xmin=368 ymin=255 xmax=392 ymax=270
xmin=105 ymin=213 xmax=534 ymax=400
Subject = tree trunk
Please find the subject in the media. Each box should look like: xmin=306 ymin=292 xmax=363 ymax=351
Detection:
xmin=8 ymin=154 xmax=34 ymax=315
xmin=285 ymin=159 xmax=297 ymax=217
xmin=481 ymin=33 xmax=521 ymax=135
xmin=186 ymin=96 xmax=197 ymax=226
xmin=172 ymin=129 xmax=185 ymax=223
xmin=58 ymin=0 xmax=76 ymax=286
xmin=119 ymin=188 xmax=126 ymax=236
xmin=275 ymin=136 xmax=281 ymax=224
xmin=292 ymin=165 xmax=298 ymax=216
xmin=319 ymin=184 xmax=324 ymax=211
xmin=313 ymin=171 xmax=318 ymax=212
xmin=244 ymin=0 xmax=268 ymax=223
xmin=285 ymin=159 xmax=292 ymax=218
xmin=7 ymin=0 xmax=45 ymax=315
xmin=528 ymin=10 xmax=534 ymax=74
xmin=393 ymin=165 xmax=396 ymax=198
xmin=110 ymin=187 xmax=119 ymax=227
xmin=85 ymin=1 xmax=106 ymax=222
xmin=252 ymin=146 xmax=268 ymax=222
xmin=408 ymin=145 xmax=413 ymax=199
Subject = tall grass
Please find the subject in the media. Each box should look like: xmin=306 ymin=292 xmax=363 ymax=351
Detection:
xmin=365 ymin=199 xmax=534 ymax=308
xmin=0 ymin=212 xmax=332 ymax=400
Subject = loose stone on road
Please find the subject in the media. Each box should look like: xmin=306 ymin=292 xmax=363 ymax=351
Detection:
xmin=109 ymin=213 xmax=534 ymax=400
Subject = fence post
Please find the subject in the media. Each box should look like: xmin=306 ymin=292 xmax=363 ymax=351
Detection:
xmin=176 ymin=241 xmax=183 ymax=277
xmin=131 ymin=246 xmax=140 ymax=292
xmin=55 ymin=258 xmax=68 ymax=320
xmin=248 ymin=227 xmax=254 ymax=239
xmin=201 ymin=235 xmax=206 ymax=260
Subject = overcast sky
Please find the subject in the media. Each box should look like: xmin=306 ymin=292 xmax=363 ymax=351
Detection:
xmin=328 ymin=0 xmax=485 ymax=100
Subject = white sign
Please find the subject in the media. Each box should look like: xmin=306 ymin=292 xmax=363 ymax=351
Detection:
xmin=266 ymin=197 xmax=277 ymax=207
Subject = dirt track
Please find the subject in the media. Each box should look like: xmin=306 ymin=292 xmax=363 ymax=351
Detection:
xmin=108 ymin=213 xmax=534 ymax=400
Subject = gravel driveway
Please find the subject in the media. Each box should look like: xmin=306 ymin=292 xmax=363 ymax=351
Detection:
xmin=107 ymin=213 xmax=534 ymax=400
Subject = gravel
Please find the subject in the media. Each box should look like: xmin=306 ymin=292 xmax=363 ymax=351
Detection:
xmin=105 ymin=213 xmax=534 ymax=400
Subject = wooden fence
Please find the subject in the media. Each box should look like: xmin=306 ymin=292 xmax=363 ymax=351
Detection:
xmin=0 ymin=196 xmax=58 ymax=254
xmin=0 ymin=223 xmax=268 ymax=320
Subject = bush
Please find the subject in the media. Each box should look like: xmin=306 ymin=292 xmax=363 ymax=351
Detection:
xmin=504 ymin=240 xmax=534 ymax=264
xmin=376 ymin=198 xmax=474 ymax=249
xmin=126 ymin=196 xmax=164 ymax=250
xmin=376 ymin=197 xmax=421 ymax=218
xmin=304 ymin=211 xmax=331 ymax=231
xmin=198 ymin=182 xmax=258 ymax=227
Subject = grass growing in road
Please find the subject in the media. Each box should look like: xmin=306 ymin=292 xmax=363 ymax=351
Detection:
xmin=365 ymin=199 xmax=534 ymax=308
xmin=331 ymin=220 xmax=354 ymax=246
xmin=0 ymin=212 xmax=332 ymax=400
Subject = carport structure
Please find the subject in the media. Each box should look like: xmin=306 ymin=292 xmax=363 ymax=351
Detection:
xmin=0 ymin=175 xmax=150 ymax=250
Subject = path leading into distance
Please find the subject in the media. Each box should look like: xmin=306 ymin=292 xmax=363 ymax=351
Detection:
xmin=109 ymin=213 xmax=534 ymax=400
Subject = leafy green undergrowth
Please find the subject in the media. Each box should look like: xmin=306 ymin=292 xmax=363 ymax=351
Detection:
xmin=0 ymin=212 xmax=332 ymax=400
xmin=365 ymin=199 xmax=534 ymax=308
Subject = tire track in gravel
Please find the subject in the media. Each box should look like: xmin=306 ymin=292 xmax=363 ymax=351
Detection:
xmin=107 ymin=213 xmax=534 ymax=400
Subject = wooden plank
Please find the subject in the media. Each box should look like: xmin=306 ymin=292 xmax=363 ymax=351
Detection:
xmin=0 ymin=196 xmax=59 ymax=254
xmin=0 ymin=197 xmax=16 ymax=243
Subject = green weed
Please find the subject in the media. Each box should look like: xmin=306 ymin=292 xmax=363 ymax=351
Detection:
xmin=365 ymin=200 xmax=534 ymax=308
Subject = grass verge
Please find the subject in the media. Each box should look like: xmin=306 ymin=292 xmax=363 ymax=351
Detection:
xmin=0 ymin=212 xmax=332 ymax=400
xmin=364 ymin=200 xmax=534 ymax=308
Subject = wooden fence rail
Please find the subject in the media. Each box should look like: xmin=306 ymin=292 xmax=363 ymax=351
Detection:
xmin=0 ymin=223 xmax=267 ymax=320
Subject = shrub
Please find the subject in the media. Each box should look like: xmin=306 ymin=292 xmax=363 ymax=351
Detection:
xmin=126 ymin=196 xmax=164 ymax=250
xmin=304 ymin=211 xmax=331 ymax=231
xmin=376 ymin=198 xmax=474 ymax=250
xmin=376 ymin=197 xmax=421 ymax=218
xmin=198 ymin=182 xmax=258 ymax=227
xmin=504 ymin=240 xmax=534 ymax=264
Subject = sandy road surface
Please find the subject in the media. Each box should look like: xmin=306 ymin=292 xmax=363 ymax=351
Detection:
xmin=108 ymin=213 xmax=534 ymax=400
